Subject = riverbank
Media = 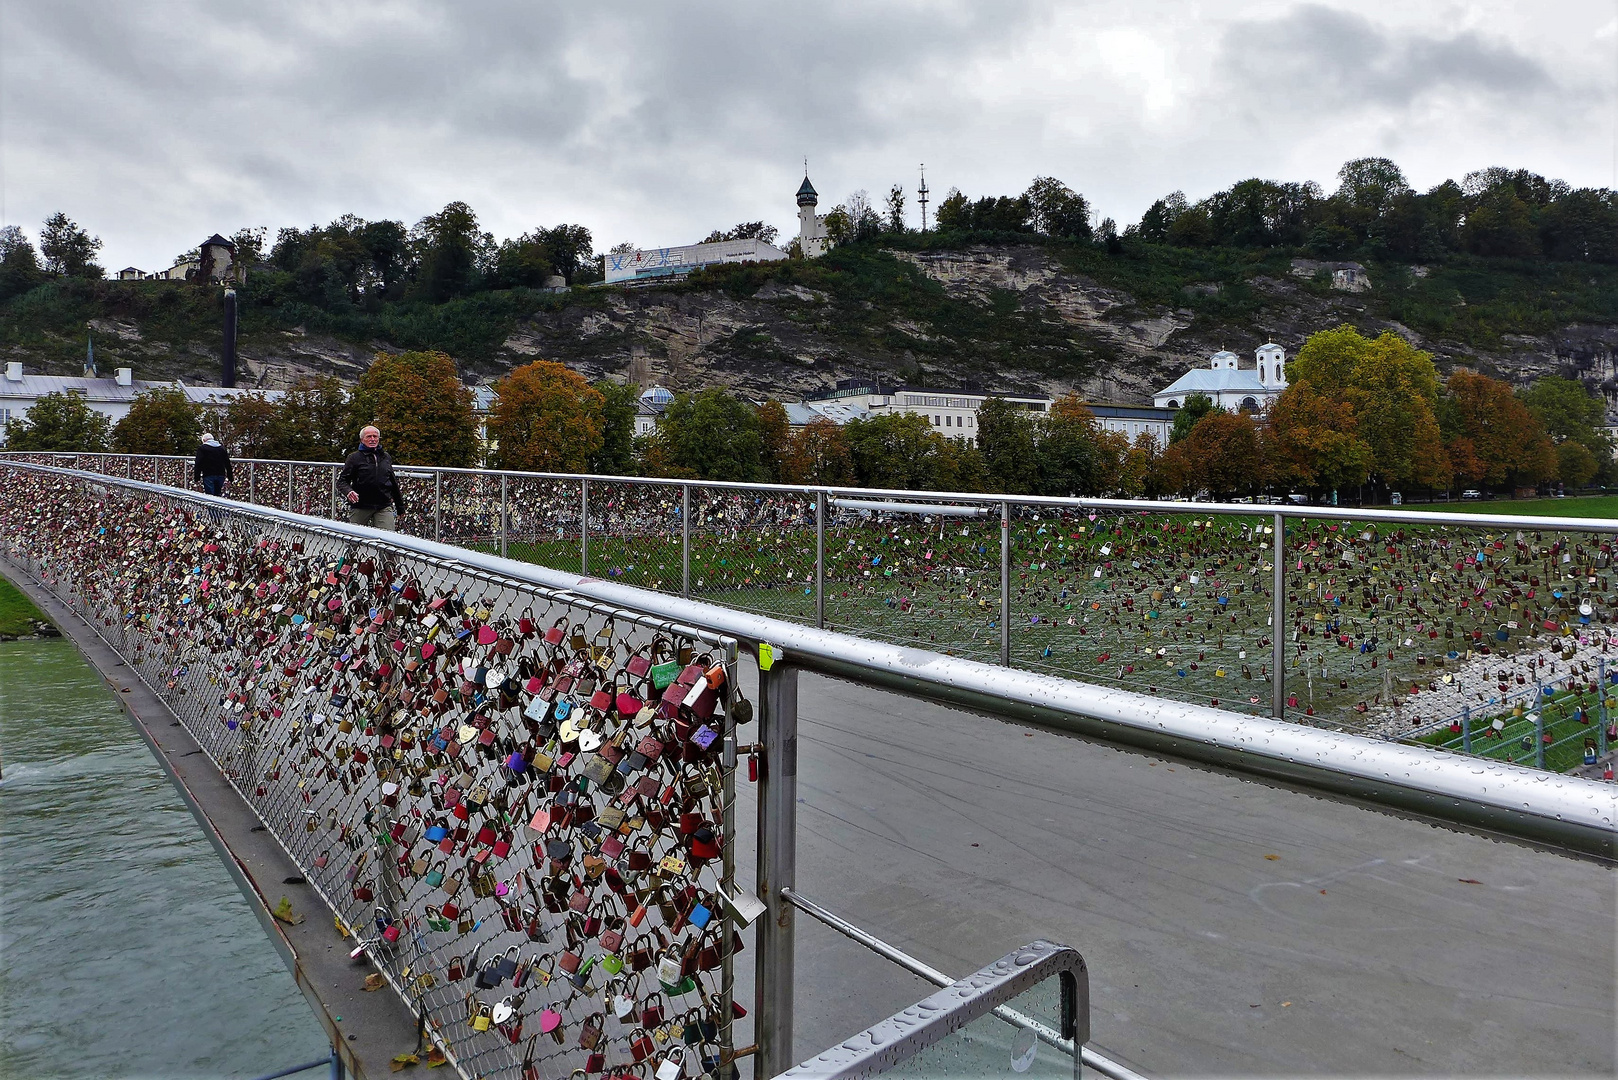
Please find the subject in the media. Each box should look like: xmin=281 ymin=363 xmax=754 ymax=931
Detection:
xmin=0 ymin=576 xmax=45 ymax=637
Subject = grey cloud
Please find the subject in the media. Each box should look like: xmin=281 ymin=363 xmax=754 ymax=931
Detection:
xmin=1219 ymin=5 xmax=1552 ymax=110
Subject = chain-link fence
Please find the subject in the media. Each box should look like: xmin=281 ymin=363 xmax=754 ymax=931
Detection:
xmin=0 ymin=462 xmax=748 ymax=1080
xmin=11 ymin=452 xmax=1617 ymax=771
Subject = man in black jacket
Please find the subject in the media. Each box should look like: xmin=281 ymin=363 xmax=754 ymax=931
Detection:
xmin=193 ymin=433 xmax=234 ymax=496
xmin=337 ymin=425 xmax=407 ymax=530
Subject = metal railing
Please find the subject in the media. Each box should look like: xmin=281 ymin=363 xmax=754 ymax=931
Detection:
xmin=3 ymin=460 xmax=1615 ymax=1080
xmin=13 ymin=451 xmax=1618 ymax=768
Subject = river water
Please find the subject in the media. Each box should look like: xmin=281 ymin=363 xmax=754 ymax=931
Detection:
xmin=0 ymin=639 xmax=329 ymax=1079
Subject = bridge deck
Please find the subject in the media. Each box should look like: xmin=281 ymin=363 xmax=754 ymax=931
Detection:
xmin=732 ymin=671 xmax=1616 ymax=1077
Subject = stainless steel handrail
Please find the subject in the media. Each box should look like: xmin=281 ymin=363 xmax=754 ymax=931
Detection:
xmin=782 ymin=888 xmax=1148 ymax=1080
xmin=8 ymin=450 xmax=1618 ymax=531
xmin=8 ymin=460 xmax=1611 ymax=860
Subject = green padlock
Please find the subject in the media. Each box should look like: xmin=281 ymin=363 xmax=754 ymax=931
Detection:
xmin=600 ymin=952 xmax=625 ymax=975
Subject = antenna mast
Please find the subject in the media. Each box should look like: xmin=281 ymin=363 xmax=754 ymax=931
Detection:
xmin=917 ymin=164 xmax=930 ymax=232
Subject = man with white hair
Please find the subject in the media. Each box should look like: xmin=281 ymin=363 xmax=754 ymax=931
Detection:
xmin=193 ymin=432 xmax=233 ymax=497
xmin=337 ymin=424 xmax=406 ymax=530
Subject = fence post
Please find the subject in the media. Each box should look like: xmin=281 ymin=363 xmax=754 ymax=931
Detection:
xmin=1000 ymin=501 xmax=1011 ymax=667
xmin=1462 ymin=705 xmax=1472 ymax=755
xmin=815 ymin=491 xmax=825 ymax=629
xmin=755 ymin=662 xmax=798 ymax=1080
xmin=681 ymin=484 xmax=691 ymax=599
xmin=1600 ymin=658 xmax=1609 ymax=758
xmin=125 ymin=455 xmax=132 ymax=479
xmin=581 ymin=478 xmax=590 ymax=575
xmin=500 ymin=473 xmax=508 ymax=559
xmin=329 ymin=466 xmax=338 ymax=520
xmin=433 ymin=471 xmax=442 ymax=541
xmin=247 ymin=461 xmax=255 ymax=505
xmin=1535 ymin=707 xmax=1546 ymax=770
xmin=1273 ymin=512 xmax=1286 ymax=718
xmin=286 ymin=467 xmax=294 ymax=513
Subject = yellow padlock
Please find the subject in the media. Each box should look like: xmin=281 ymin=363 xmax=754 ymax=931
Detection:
xmin=472 ymin=1003 xmax=493 ymax=1032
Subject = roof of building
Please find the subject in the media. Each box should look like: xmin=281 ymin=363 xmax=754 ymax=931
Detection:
xmin=1085 ymin=403 xmax=1177 ymax=420
xmin=0 ymin=373 xmax=281 ymax=405
xmin=469 ymin=384 xmax=499 ymax=412
xmin=796 ymin=175 xmax=818 ymax=200
xmin=202 ymin=234 xmax=235 ymax=249
xmin=1155 ymin=368 xmax=1271 ymax=398
xmin=782 ymin=401 xmax=870 ymax=426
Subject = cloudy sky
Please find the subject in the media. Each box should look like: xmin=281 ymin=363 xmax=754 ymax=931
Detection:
xmin=1 ymin=0 xmax=1614 ymax=274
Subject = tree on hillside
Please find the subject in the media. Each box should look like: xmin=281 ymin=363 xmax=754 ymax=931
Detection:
xmin=1024 ymin=177 xmax=1091 ymax=240
xmin=657 ymin=389 xmax=765 ymax=481
xmin=4 ymin=391 xmax=111 ymax=451
xmin=782 ymin=418 xmax=853 ymax=485
xmin=591 ymin=380 xmax=639 ymax=476
xmin=411 ymin=202 xmax=494 ymax=302
xmin=490 ymin=361 xmax=604 ymax=473
xmin=0 ymin=225 xmax=43 ymax=301
xmin=350 ymin=351 xmax=477 ymax=466
xmin=1169 ymin=392 xmax=1222 ymax=443
xmin=529 ymin=225 xmax=596 ymax=286
xmin=112 ymin=387 xmax=203 ymax=455
xmin=884 ymin=185 xmax=907 ymax=233
xmin=843 ymin=413 xmax=949 ymax=489
xmin=701 ymin=222 xmax=780 ymax=245
xmin=490 ymin=235 xmax=555 ymax=289
xmin=39 ymin=212 xmax=103 ymax=278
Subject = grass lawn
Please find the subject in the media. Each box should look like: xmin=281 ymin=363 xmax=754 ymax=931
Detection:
xmin=0 ymin=575 xmax=45 ymax=637
xmin=1408 ymin=495 xmax=1618 ymax=520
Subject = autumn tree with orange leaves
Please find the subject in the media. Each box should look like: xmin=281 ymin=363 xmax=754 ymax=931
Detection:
xmin=489 ymin=360 xmax=604 ymax=473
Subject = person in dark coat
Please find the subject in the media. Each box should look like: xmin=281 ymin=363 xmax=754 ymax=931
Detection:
xmin=193 ymin=433 xmax=234 ymax=496
xmin=337 ymin=425 xmax=407 ymax=530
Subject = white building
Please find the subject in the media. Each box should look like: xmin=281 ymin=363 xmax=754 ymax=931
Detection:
xmin=0 ymin=362 xmax=279 ymax=445
xmin=797 ymin=175 xmax=829 ymax=258
xmin=805 ymin=381 xmax=1052 ymax=445
xmin=1153 ymin=343 xmax=1287 ymax=413
xmin=634 ymin=386 xmax=675 ymax=437
xmin=603 ymin=237 xmax=788 ymax=286
xmin=1086 ymin=403 xmax=1176 ymax=445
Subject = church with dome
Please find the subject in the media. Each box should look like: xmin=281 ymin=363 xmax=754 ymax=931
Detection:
xmin=1153 ymin=344 xmax=1288 ymax=413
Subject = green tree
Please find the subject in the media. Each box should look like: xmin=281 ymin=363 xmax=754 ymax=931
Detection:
xmin=1519 ymin=376 xmax=1610 ymax=451
xmin=267 ymin=376 xmax=351 ymax=461
xmin=39 ymin=212 xmax=103 ymax=278
xmin=4 ymin=391 xmax=111 ymax=451
xmin=350 ymin=350 xmax=477 ymax=466
xmin=1264 ymin=380 xmax=1372 ymax=498
xmin=530 ymin=225 xmax=596 ymax=286
xmin=592 ymin=380 xmax=639 ymax=475
xmin=843 ymin=413 xmax=949 ymax=489
xmin=0 ymin=225 xmax=43 ymax=301
xmin=975 ymin=398 xmax=1039 ymax=493
xmin=490 ymin=236 xmax=555 ymax=289
xmin=411 ymin=202 xmax=493 ymax=302
xmin=489 ymin=360 xmax=604 ymax=472
xmin=884 ymin=185 xmax=907 ymax=233
xmin=1036 ymin=397 xmax=1113 ymax=496
xmin=1023 ymin=177 xmax=1091 ymax=239
xmin=933 ymin=188 xmax=969 ymax=232
xmin=112 ymin=387 xmax=204 ymax=454
xmin=657 ymin=389 xmax=765 ymax=481
xmin=1169 ymin=392 xmax=1223 ymax=443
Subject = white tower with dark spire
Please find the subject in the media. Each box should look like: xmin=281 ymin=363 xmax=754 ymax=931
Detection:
xmin=797 ymin=172 xmax=829 ymax=258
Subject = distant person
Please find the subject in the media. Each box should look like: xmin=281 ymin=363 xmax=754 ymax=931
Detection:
xmin=193 ymin=432 xmax=233 ymax=496
xmin=338 ymin=425 xmax=406 ymax=530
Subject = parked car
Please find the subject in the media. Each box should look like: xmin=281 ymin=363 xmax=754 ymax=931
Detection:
xmin=1462 ymin=489 xmax=1482 ymax=500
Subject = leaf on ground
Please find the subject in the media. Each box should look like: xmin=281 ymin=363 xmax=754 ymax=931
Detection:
xmin=390 ymin=1053 xmax=419 ymax=1072
xmin=1458 ymin=878 xmax=1483 ymax=884
xmin=425 ymin=1047 xmax=448 ymax=1068
xmin=364 ymin=973 xmax=386 ymax=991
xmin=271 ymin=897 xmax=304 ymax=924
xmin=1263 ymin=854 xmax=1280 ymax=860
